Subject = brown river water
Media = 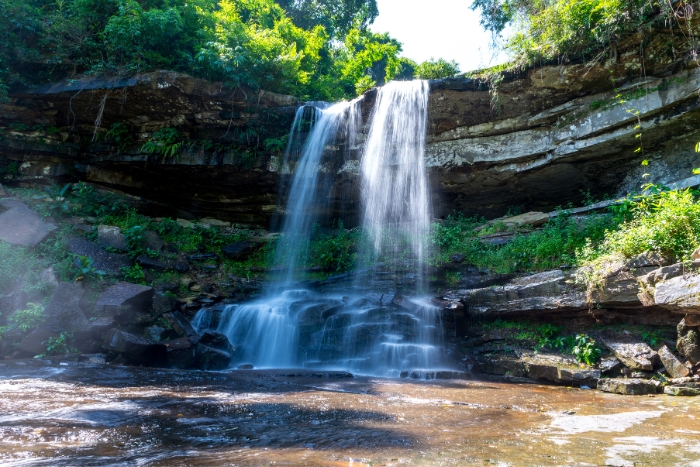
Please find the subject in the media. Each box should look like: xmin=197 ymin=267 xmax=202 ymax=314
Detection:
xmin=1 ymin=360 xmax=699 ymax=466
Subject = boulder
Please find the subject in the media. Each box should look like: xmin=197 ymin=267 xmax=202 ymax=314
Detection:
xmin=658 ymin=345 xmax=690 ymax=379
xmin=97 ymin=225 xmax=127 ymax=250
xmin=102 ymin=329 xmax=167 ymax=365
xmin=677 ymin=319 xmax=700 ymax=364
xmin=163 ymin=311 xmax=199 ymax=344
xmin=67 ymin=238 xmax=132 ymax=275
xmin=664 ymin=385 xmax=700 ymax=396
xmin=195 ymin=331 xmax=234 ymax=371
xmin=520 ymin=352 xmax=600 ymax=385
xmin=597 ymin=378 xmax=661 ymax=395
xmin=637 ymin=263 xmax=684 ymax=306
xmin=94 ymin=282 xmax=153 ymax=316
xmin=478 ymin=353 xmax=527 ymax=378
xmin=0 ymin=290 xmax=29 ymax=317
xmin=166 ymin=337 xmax=195 ymax=369
xmin=655 ymin=274 xmax=700 ymax=313
xmin=43 ymin=282 xmax=89 ymax=334
xmin=221 ymin=241 xmax=257 ymax=260
xmin=692 ymin=247 xmax=700 ymax=260
xmin=599 ymin=333 xmax=660 ymax=371
xmin=0 ymin=199 xmax=56 ymax=246
xmin=15 ymin=327 xmax=53 ymax=357
xmin=195 ymin=344 xmax=232 ymax=370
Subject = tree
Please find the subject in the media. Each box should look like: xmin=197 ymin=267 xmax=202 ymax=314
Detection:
xmin=276 ymin=0 xmax=378 ymax=39
xmin=414 ymin=58 xmax=460 ymax=79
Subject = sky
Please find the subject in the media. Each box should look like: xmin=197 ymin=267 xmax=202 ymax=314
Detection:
xmin=370 ymin=0 xmax=509 ymax=73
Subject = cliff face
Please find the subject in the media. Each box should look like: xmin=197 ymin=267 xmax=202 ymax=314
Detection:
xmin=2 ymin=29 xmax=700 ymax=227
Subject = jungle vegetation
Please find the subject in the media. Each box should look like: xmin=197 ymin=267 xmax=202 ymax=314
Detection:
xmin=0 ymin=0 xmax=459 ymax=102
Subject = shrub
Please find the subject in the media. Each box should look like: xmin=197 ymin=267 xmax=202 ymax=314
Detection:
xmin=8 ymin=303 xmax=45 ymax=333
xmin=414 ymin=58 xmax=460 ymax=79
xmin=578 ymin=188 xmax=700 ymax=264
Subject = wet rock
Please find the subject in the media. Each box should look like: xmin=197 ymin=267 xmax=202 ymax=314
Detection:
xmin=658 ymin=345 xmax=690 ymax=379
xmin=655 ymin=274 xmax=700 ymax=312
xmin=94 ymin=282 xmax=153 ymax=316
xmin=664 ymin=386 xmax=700 ymax=396
xmin=221 ymin=241 xmax=257 ymax=260
xmin=75 ymin=317 xmax=115 ymax=342
xmin=87 ymin=356 xmax=106 ymax=365
xmin=15 ymin=328 xmax=53 ymax=357
xmin=0 ymin=184 xmax=4 ymax=196
xmin=599 ymin=333 xmax=660 ymax=371
xmin=165 ymin=337 xmax=194 ymax=369
xmin=238 ymin=364 xmax=254 ymax=369
xmin=163 ymin=311 xmax=199 ymax=344
xmin=677 ymin=319 xmax=700 ymax=364
xmin=43 ymin=282 xmax=89 ymax=334
xmin=597 ymin=378 xmax=661 ymax=395
xmin=0 ymin=199 xmax=56 ymax=246
xmin=97 ymin=225 xmax=127 ymax=250
xmin=136 ymin=255 xmax=168 ymax=271
xmin=102 ymin=329 xmax=167 ymax=365
xmin=449 ymin=253 xmax=465 ymax=263
xmin=67 ymin=238 xmax=132 ymax=275
xmin=194 ymin=331 xmax=234 ymax=370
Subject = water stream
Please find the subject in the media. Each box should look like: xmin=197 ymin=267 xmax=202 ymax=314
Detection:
xmin=194 ymin=80 xmax=452 ymax=376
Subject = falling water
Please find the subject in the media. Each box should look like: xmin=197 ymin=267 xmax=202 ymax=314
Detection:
xmin=194 ymin=81 xmax=455 ymax=377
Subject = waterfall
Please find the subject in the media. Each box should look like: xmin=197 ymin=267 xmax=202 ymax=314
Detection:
xmin=193 ymin=81 xmax=456 ymax=377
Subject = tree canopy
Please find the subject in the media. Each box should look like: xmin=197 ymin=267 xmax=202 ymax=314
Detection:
xmin=0 ymin=0 xmax=458 ymax=101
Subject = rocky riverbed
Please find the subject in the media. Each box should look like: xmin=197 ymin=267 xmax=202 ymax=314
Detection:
xmin=1 ymin=361 xmax=700 ymax=466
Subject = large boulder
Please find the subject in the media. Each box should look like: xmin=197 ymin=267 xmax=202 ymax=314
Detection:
xmin=599 ymin=333 xmax=660 ymax=371
xmin=195 ymin=331 xmax=234 ymax=370
xmin=597 ymin=378 xmax=661 ymax=395
xmin=166 ymin=337 xmax=195 ymax=369
xmin=94 ymin=282 xmax=153 ymax=316
xmin=102 ymin=329 xmax=167 ymax=365
xmin=677 ymin=318 xmax=700 ymax=364
xmin=43 ymin=282 xmax=89 ymax=334
xmin=658 ymin=345 xmax=690 ymax=379
xmin=163 ymin=311 xmax=199 ymax=344
xmin=0 ymin=199 xmax=56 ymax=246
xmin=15 ymin=328 xmax=53 ymax=357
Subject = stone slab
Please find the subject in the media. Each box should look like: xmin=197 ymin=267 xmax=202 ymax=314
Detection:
xmin=0 ymin=200 xmax=56 ymax=246
xmin=658 ymin=345 xmax=690 ymax=379
xmin=44 ymin=282 xmax=89 ymax=334
xmin=67 ymin=237 xmax=132 ymax=275
xmin=664 ymin=386 xmax=700 ymax=396
xmin=597 ymin=378 xmax=661 ymax=395
xmin=600 ymin=334 xmax=659 ymax=371
xmin=94 ymin=282 xmax=153 ymax=315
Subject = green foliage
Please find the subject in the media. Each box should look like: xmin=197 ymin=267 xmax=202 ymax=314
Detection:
xmin=105 ymin=122 xmax=133 ymax=151
xmin=1 ymin=0 xmax=401 ymax=101
xmin=414 ymin=58 xmax=460 ymax=80
xmin=578 ymin=187 xmax=700 ymax=264
xmin=572 ymin=334 xmax=602 ymax=365
xmin=43 ymin=182 xmax=72 ymax=214
xmin=37 ymin=332 xmax=78 ymax=357
xmin=122 ymin=263 xmax=146 ymax=284
xmin=73 ymin=254 xmax=106 ymax=280
xmin=472 ymin=0 xmax=680 ymax=66
xmin=431 ymin=212 xmax=617 ymax=274
xmin=308 ymin=221 xmax=360 ymax=273
xmin=8 ymin=303 xmax=45 ymax=333
xmin=481 ymin=319 xmax=568 ymax=351
xmin=141 ymin=128 xmax=184 ymax=161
